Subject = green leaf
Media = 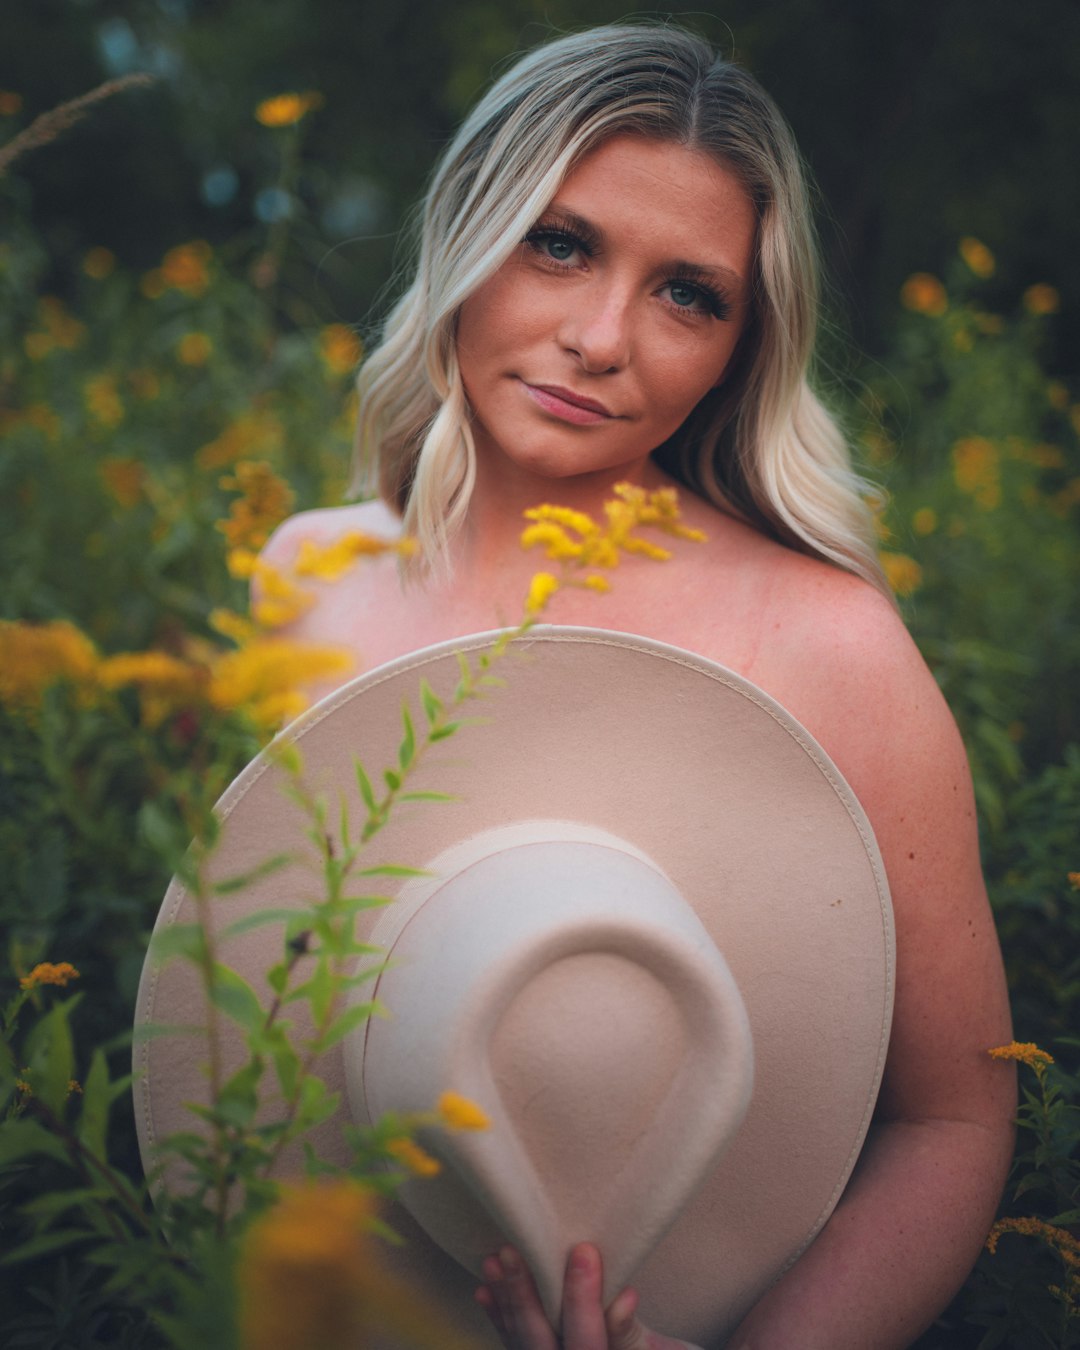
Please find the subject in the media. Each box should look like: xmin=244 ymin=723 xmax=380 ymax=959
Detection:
xmin=0 ymin=1117 xmax=71 ymax=1167
xmin=149 ymin=923 xmax=208 ymax=966
xmin=308 ymin=1000 xmax=385 ymax=1053
xmin=399 ymin=702 xmax=416 ymax=770
xmin=76 ymin=1046 xmax=111 ymax=1160
xmin=215 ymin=1059 xmax=265 ymax=1129
xmin=208 ymin=964 xmax=266 ymax=1034
xmin=429 ymin=721 xmax=461 ymax=742
xmin=218 ymin=909 xmax=300 ymax=943
xmin=383 ymin=767 xmax=401 ymax=791
xmin=354 ymin=757 xmax=376 ymax=814
xmin=23 ymin=999 xmax=78 ymax=1115
xmin=0 ymin=1228 xmax=94 ymax=1266
xmin=398 ymin=791 xmax=455 ymax=803
xmin=212 ymin=853 xmax=291 ymax=895
xmin=420 ymin=679 xmax=443 ymax=725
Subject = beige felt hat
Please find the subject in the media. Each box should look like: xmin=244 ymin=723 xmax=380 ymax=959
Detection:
xmin=134 ymin=627 xmax=894 ymax=1348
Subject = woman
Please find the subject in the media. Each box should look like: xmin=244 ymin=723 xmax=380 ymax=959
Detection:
xmin=262 ymin=23 xmax=1015 ymax=1349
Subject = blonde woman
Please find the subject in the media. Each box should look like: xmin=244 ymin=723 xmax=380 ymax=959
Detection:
xmin=263 ymin=24 xmax=1014 ymax=1349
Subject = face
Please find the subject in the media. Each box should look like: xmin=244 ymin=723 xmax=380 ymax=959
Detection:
xmin=455 ymin=133 xmax=757 ymax=489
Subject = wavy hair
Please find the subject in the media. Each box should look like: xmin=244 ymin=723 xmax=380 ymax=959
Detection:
xmin=352 ymin=23 xmax=887 ymax=594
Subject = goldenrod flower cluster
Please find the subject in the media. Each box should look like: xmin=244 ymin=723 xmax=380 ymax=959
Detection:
xmin=0 ymin=620 xmax=98 ymax=711
xmin=878 ymin=551 xmax=923 ymax=598
xmin=141 ymin=241 xmax=212 ymax=300
xmin=84 ymin=373 xmax=125 ymax=429
xmin=197 ymin=408 xmax=285 ymax=471
xmin=318 ymin=324 xmax=363 ymax=376
xmin=218 ymin=461 xmax=296 ymax=553
xmin=384 ymin=1091 xmax=491 ymax=1178
xmin=953 ymin=436 xmax=1001 ymax=510
xmin=100 ymin=456 xmax=147 ymax=509
xmin=254 ymin=91 xmax=324 ymax=128
xmin=988 ymin=1041 xmax=1054 ymax=1069
xmin=237 ymin=1181 xmax=459 ymax=1350
xmin=520 ymin=482 xmax=706 ymax=615
xmin=959 ymin=237 xmax=996 ymax=279
xmin=900 ymin=273 xmax=948 ymax=317
xmin=20 ymin=961 xmax=80 ymax=990
xmin=1024 ymin=283 xmax=1061 ymax=316
xmin=23 ymin=296 xmax=87 ymax=361
xmin=293 ymin=531 xmax=416 ymax=583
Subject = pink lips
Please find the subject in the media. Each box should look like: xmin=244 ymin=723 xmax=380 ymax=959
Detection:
xmin=521 ymin=381 xmax=615 ymax=426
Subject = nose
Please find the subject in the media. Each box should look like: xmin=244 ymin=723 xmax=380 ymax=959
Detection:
xmin=558 ymin=282 xmax=632 ymax=374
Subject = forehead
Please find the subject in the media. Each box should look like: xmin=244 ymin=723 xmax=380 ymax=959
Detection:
xmin=550 ymin=133 xmax=757 ymax=280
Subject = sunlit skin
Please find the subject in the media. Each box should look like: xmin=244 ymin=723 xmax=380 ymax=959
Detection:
xmin=262 ymin=133 xmax=1015 ymax=1349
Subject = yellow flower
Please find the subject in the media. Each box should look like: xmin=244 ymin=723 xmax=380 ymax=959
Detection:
xmin=878 ymin=551 xmax=922 ymax=598
xmin=900 ymin=273 xmax=947 ymax=316
xmin=988 ymin=1042 xmax=1054 ymax=1068
xmin=959 ymin=237 xmax=995 ymax=279
xmin=952 ymin=436 xmax=1000 ymax=509
xmin=209 ymin=608 xmax=257 ymax=645
xmin=250 ymin=558 xmax=315 ymax=629
xmin=0 ymin=91 xmax=23 ymax=116
xmin=437 ymin=1091 xmax=490 ymax=1131
xmin=218 ymin=461 xmax=295 ymax=552
xmin=986 ymin=1217 xmax=1080 ymax=1268
xmin=254 ymin=91 xmax=324 ymax=128
xmin=84 ymin=374 xmax=124 ymax=428
xmin=24 ymin=296 xmax=86 ymax=358
xmin=1069 ymin=872 xmax=1080 ymax=891
xmin=208 ymin=637 xmax=353 ymax=729
xmin=177 ymin=332 xmax=213 ymax=366
xmin=100 ymin=456 xmax=146 ymax=509
xmin=83 ymin=247 xmax=116 ymax=280
xmin=525 ymin=571 xmax=560 ymax=615
xmin=1023 ymin=283 xmax=1060 ymax=316
xmin=197 ymin=409 xmax=285 ymax=471
xmin=318 ymin=324 xmax=363 ymax=376
xmin=912 ymin=507 xmax=938 ymax=536
xmin=99 ymin=650 xmax=205 ymax=727
xmin=237 ymin=1181 xmax=457 ymax=1350
xmin=20 ymin=962 xmax=80 ymax=991
xmin=160 ymin=241 xmax=211 ymax=296
xmin=293 ymin=532 xmax=415 ymax=582
xmin=0 ymin=620 xmax=98 ymax=711
xmin=387 ymin=1137 xmax=442 ymax=1177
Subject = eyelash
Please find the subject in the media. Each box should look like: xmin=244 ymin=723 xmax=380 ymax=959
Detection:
xmin=522 ymin=221 xmax=733 ymax=322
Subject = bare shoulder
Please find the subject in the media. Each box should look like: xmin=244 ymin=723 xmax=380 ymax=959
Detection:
xmin=261 ymin=498 xmax=403 ymax=567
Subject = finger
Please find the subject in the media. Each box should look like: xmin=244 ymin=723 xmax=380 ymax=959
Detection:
xmin=475 ymin=1281 xmax=508 ymax=1340
xmin=605 ymin=1286 xmax=651 ymax=1350
xmin=560 ymin=1243 xmax=608 ymax=1349
xmin=488 ymin=1246 xmax=558 ymax=1350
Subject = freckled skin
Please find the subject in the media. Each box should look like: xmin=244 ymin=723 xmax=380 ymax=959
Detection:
xmin=262 ymin=133 xmax=1015 ymax=1350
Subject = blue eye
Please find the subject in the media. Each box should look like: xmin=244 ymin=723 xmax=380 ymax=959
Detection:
xmin=668 ymin=282 xmax=699 ymax=308
xmin=543 ymin=235 xmax=576 ymax=262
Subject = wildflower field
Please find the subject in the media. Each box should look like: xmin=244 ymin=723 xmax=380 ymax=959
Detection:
xmin=2 ymin=43 xmax=1080 ymax=1350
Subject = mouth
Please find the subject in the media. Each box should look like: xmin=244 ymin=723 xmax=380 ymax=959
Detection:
xmin=520 ymin=381 xmax=617 ymax=425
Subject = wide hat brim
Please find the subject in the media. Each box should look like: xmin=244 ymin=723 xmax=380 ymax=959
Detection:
xmin=135 ymin=627 xmax=894 ymax=1347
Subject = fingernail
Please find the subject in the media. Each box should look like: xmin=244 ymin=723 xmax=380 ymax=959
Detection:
xmin=500 ymin=1246 xmax=520 ymax=1274
xmin=570 ymin=1246 xmax=591 ymax=1275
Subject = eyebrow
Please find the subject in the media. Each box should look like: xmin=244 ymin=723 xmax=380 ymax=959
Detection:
xmin=538 ymin=204 xmax=748 ymax=297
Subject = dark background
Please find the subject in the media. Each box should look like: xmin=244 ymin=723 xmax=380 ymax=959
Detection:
xmin=3 ymin=0 xmax=1079 ymax=365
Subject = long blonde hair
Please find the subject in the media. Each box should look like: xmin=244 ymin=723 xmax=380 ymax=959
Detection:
xmin=352 ymin=23 xmax=887 ymax=594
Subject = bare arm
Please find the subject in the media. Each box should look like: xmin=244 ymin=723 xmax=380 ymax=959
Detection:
xmin=726 ymin=585 xmax=1016 ymax=1347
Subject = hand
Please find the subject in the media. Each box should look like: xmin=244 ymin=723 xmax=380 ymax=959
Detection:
xmin=475 ymin=1242 xmax=698 ymax=1350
